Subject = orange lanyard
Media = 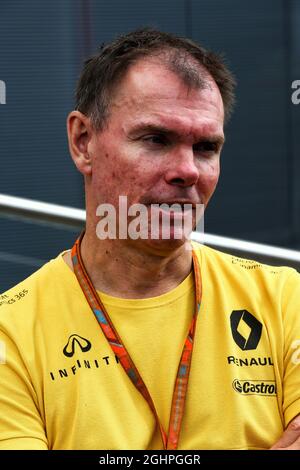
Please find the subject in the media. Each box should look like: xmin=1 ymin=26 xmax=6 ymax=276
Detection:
xmin=71 ymin=232 xmax=202 ymax=450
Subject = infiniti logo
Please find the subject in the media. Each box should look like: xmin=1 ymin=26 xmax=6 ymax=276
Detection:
xmin=63 ymin=334 xmax=92 ymax=357
xmin=230 ymin=310 xmax=262 ymax=351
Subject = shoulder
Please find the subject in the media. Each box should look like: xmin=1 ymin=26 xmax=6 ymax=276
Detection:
xmin=191 ymin=241 xmax=299 ymax=291
xmin=0 ymin=251 xmax=74 ymax=327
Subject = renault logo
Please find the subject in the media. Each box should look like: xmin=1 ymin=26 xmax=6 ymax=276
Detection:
xmin=230 ymin=310 xmax=262 ymax=350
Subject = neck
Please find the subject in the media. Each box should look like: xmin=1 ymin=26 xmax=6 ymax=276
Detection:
xmin=65 ymin=229 xmax=193 ymax=299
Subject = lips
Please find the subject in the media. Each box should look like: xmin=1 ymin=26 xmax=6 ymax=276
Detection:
xmin=152 ymin=204 xmax=194 ymax=214
xmin=146 ymin=201 xmax=198 ymax=208
xmin=147 ymin=203 xmax=195 ymax=224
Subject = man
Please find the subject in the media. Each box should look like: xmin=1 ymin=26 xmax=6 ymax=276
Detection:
xmin=0 ymin=28 xmax=300 ymax=450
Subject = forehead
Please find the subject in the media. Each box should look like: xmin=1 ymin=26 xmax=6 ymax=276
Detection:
xmin=109 ymin=58 xmax=224 ymax=136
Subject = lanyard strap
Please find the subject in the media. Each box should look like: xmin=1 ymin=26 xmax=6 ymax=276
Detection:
xmin=71 ymin=232 xmax=202 ymax=450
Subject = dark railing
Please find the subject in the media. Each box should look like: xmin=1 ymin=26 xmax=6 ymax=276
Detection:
xmin=1 ymin=193 xmax=300 ymax=270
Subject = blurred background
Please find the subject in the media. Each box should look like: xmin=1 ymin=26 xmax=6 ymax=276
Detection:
xmin=1 ymin=0 xmax=300 ymax=291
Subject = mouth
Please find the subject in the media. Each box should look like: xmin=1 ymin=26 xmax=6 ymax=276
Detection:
xmin=147 ymin=201 xmax=198 ymax=210
xmin=145 ymin=200 xmax=204 ymax=229
xmin=147 ymin=202 xmax=196 ymax=223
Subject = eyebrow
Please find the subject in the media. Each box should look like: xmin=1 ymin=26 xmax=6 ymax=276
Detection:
xmin=128 ymin=122 xmax=225 ymax=146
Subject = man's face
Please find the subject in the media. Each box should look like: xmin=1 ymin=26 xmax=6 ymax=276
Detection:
xmin=88 ymin=58 xmax=224 ymax=248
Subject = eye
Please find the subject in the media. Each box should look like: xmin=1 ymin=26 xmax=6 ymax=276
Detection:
xmin=142 ymin=134 xmax=168 ymax=146
xmin=193 ymin=141 xmax=218 ymax=154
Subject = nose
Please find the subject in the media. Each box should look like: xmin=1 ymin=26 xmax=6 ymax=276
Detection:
xmin=164 ymin=147 xmax=199 ymax=187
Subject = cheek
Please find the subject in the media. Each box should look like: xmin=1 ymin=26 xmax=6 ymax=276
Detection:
xmin=92 ymin=149 xmax=154 ymax=202
xmin=198 ymin=160 xmax=220 ymax=196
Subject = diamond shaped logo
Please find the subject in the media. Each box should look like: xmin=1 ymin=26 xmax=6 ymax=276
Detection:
xmin=230 ymin=310 xmax=262 ymax=350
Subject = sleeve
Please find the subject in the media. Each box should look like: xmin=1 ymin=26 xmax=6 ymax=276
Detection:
xmin=282 ymin=270 xmax=300 ymax=427
xmin=0 ymin=328 xmax=48 ymax=450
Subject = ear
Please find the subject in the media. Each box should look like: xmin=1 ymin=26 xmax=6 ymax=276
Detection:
xmin=67 ymin=110 xmax=93 ymax=176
